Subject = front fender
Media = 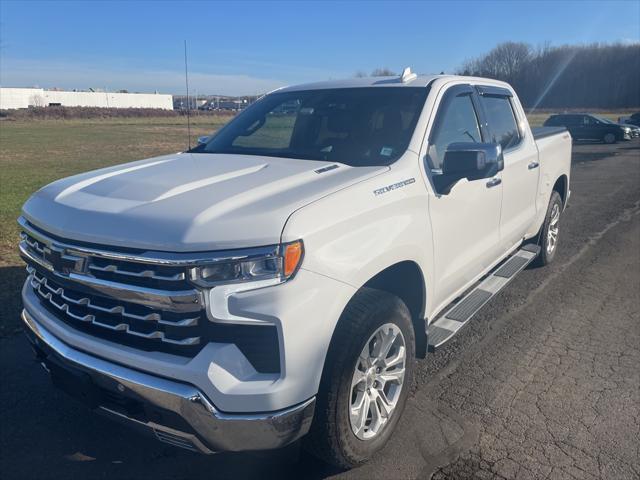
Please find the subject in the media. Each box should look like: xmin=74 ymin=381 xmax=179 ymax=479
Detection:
xmin=281 ymin=169 xmax=435 ymax=313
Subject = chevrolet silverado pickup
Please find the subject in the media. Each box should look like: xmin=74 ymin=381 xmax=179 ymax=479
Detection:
xmin=19 ymin=70 xmax=571 ymax=468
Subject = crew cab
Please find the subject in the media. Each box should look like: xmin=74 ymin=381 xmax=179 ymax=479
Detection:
xmin=18 ymin=71 xmax=571 ymax=468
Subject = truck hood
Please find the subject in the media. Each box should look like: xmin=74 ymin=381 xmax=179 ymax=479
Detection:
xmin=23 ymin=152 xmax=387 ymax=251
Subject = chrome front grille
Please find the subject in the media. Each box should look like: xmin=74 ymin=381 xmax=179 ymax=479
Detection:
xmin=30 ymin=268 xmax=200 ymax=344
xmin=20 ymin=231 xmax=190 ymax=291
xmin=19 ymin=217 xmax=282 ymax=372
xmin=19 ymin=219 xmax=206 ymax=356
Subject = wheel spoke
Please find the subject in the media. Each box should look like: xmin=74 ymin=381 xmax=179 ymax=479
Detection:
xmin=354 ymin=393 xmax=371 ymax=433
xmin=351 ymin=368 xmax=367 ymax=388
xmin=379 ymin=368 xmax=405 ymax=384
xmin=371 ymin=328 xmax=396 ymax=361
xmin=372 ymin=389 xmax=393 ymax=418
xmin=383 ymin=345 xmax=405 ymax=369
xmin=369 ymin=393 xmax=383 ymax=429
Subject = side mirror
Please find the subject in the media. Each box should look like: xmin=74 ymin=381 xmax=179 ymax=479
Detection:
xmin=197 ymin=135 xmax=210 ymax=145
xmin=442 ymin=142 xmax=504 ymax=179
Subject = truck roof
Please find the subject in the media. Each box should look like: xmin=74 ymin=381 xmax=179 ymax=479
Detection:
xmin=278 ymin=73 xmax=509 ymax=93
xmin=279 ymin=74 xmax=444 ymax=92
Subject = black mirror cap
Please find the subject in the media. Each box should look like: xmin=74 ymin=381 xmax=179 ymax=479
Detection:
xmin=442 ymin=142 xmax=504 ymax=177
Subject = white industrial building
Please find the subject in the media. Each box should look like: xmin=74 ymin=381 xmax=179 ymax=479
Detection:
xmin=0 ymin=87 xmax=173 ymax=110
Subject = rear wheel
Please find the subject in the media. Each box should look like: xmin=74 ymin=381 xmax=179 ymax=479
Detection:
xmin=533 ymin=191 xmax=563 ymax=267
xmin=603 ymin=132 xmax=617 ymax=144
xmin=305 ymin=288 xmax=415 ymax=469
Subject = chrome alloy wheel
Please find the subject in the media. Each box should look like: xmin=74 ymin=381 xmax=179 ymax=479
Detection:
xmin=547 ymin=203 xmax=560 ymax=255
xmin=349 ymin=323 xmax=406 ymax=440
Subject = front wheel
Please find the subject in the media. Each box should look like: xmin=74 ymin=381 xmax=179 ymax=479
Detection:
xmin=603 ymin=132 xmax=617 ymax=144
xmin=304 ymin=288 xmax=415 ymax=469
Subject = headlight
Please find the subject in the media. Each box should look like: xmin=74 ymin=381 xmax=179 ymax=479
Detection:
xmin=188 ymin=240 xmax=303 ymax=287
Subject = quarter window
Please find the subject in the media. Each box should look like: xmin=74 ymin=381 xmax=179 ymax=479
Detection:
xmin=427 ymin=93 xmax=482 ymax=169
xmin=481 ymin=95 xmax=521 ymax=150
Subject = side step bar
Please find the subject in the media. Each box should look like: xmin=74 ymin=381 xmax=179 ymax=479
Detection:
xmin=427 ymin=244 xmax=540 ymax=351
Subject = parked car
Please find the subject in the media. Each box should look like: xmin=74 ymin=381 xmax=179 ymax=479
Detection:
xmin=619 ymin=112 xmax=640 ymax=129
xmin=621 ymin=123 xmax=640 ymax=138
xmin=544 ymin=113 xmax=631 ymax=143
xmin=598 ymin=116 xmax=639 ymax=138
xmin=19 ymin=71 xmax=571 ymax=468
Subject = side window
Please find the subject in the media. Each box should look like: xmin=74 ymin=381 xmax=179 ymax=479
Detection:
xmin=427 ymin=93 xmax=482 ymax=169
xmin=480 ymin=95 xmax=521 ymax=150
xmin=565 ymin=116 xmax=581 ymax=126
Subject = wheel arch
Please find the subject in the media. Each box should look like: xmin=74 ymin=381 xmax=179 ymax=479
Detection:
xmin=553 ymin=174 xmax=568 ymax=207
xmin=360 ymin=261 xmax=428 ymax=358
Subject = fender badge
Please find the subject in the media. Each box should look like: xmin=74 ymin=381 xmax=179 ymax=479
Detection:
xmin=373 ymin=178 xmax=415 ymax=196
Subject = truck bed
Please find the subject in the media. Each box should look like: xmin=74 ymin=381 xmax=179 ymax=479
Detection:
xmin=532 ymin=126 xmax=567 ymax=140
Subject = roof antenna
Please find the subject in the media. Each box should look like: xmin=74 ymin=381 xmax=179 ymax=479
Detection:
xmin=400 ymin=67 xmax=417 ymax=83
xmin=184 ymin=40 xmax=192 ymax=150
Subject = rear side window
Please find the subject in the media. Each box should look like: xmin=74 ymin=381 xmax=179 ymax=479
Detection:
xmin=544 ymin=116 xmax=561 ymax=126
xmin=427 ymin=93 xmax=482 ymax=169
xmin=561 ymin=115 xmax=581 ymax=126
xmin=481 ymin=95 xmax=521 ymax=150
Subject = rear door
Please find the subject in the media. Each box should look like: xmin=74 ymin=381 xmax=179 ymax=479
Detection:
xmin=563 ymin=115 xmax=583 ymax=139
xmin=425 ymin=84 xmax=504 ymax=309
xmin=582 ymin=115 xmax=601 ymax=140
xmin=476 ymin=86 xmax=539 ymax=249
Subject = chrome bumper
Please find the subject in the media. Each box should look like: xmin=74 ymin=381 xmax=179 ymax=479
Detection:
xmin=21 ymin=309 xmax=315 ymax=454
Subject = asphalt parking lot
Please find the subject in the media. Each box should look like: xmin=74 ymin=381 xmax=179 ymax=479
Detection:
xmin=1 ymin=140 xmax=639 ymax=480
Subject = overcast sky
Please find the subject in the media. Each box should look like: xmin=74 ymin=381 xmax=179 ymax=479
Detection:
xmin=1 ymin=0 xmax=638 ymax=96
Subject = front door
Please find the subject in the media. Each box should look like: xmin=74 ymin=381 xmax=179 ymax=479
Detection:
xmin=425 ymin=85 xmax=504 ymax=310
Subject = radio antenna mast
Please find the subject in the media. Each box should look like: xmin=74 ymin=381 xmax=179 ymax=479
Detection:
xmin=184 ymin=40 xmax=192 ymax=150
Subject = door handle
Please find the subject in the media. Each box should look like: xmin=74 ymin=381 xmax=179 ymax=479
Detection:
xmin=486 ymin=177 xmax=502 ymax=188
xmin=528 ymin=161 xmax=540 ymax=170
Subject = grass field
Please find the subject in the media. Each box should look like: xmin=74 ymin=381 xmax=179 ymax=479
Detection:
xmin=0 ymin=116 xmax=228 ymax=335
xmin=0 ymin=111 xmax=625 ymax=335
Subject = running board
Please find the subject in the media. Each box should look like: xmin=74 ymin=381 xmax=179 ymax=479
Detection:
xmin=427 ymin=244 xmax=540 ymax=351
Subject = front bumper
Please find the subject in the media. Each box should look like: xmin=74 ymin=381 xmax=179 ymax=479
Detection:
xmin=21 ymin=309 xmax=315 ymax=454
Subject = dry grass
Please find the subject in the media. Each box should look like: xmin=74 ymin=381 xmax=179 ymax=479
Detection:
xmin=0 ymin=116 xmax=230 ymax=334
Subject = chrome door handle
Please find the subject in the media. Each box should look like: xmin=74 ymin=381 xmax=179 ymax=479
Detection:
xmin=528 ymin=161 xmax=540 ymax=170
xmin=486 ymin=177 xmax=502 ymax=188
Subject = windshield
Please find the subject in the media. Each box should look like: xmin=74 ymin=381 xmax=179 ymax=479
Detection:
xmin=191 ymin=87 xmax=428 ymax=167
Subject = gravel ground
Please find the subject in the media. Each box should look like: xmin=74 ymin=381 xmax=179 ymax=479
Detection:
xmin=1 ymin=140 xmax=638 ymax=480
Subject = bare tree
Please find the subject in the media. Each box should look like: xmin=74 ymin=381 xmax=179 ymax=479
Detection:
xmin=458 ymin=41 xmax=640 ymax=109
xmin=460 ymin=42 xmax=531 ymax=84
xmin=29 ymin=95 xmax=45 ymax=107
xmin=371 ymin=67 xmax=396 ymax=77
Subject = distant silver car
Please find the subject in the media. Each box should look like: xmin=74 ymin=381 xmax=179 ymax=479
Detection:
xmin=623 ymin=124 xmax=640 ymax=138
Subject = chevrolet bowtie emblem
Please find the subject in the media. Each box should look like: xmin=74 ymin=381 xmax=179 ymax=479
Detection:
xmin=42 ymin=245 xmax=83 ymax=274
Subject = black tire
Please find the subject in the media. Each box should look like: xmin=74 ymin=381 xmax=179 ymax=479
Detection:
xmin=603 ymin=132 xmax=617 ymax=144
xmin=304 ymin=288 xmax=415 ymax=469
xmin=532 ymin=191 xmax=563 ymax=267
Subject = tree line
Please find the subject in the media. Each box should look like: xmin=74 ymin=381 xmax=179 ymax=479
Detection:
xmin=458 ymin=42 xmax=640 ymax=110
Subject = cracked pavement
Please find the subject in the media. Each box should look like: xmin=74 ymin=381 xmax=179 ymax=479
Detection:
xmin=1 ymin=141 xmax=639 ymax=479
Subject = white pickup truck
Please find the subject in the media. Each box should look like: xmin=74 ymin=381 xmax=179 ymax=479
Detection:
xmin=19 ymin=71 xmax=571 ymax=468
